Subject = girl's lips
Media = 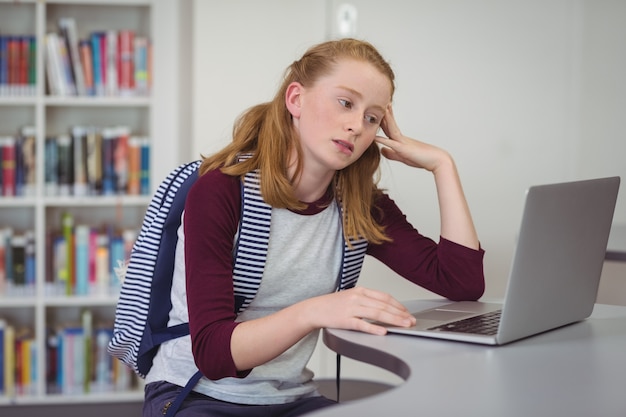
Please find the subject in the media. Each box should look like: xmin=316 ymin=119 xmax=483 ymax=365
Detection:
xmin=333 ymin=139 xmax=354 ymax=155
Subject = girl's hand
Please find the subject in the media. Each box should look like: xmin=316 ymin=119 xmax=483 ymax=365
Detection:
xmin=375 ymin=105 xmax=452 ymax=173
xmin=303 ymin=287 xmax=416 ymax=335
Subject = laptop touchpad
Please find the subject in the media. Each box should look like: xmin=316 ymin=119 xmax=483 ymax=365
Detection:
xmin=414 ymin=309 xmax=474 ymax=322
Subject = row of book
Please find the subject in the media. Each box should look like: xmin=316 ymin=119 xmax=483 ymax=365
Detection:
xmin=46 ymin=311 xmax=135 ymax=395
xmin=0 ymin=228 xmax=36 ymax=297
xmin=0 ymin=126 xmax=36 ymax=197
xmin=46 ymin=125 xmax=151 ymax=197
xmin=46 ymin=213 xmax=138 ymax=297
xmin=0 ymin=313 xmax=135 ymax=397
xmin=0 ymin=34 xmax=37 ymax=97
xmin=46 ymin=17 xmax=151 ymax=97
xmin=1 ymin=124 xmax=151 ymax=198
xmin=0 ymin=321 xmax=36 ymax=396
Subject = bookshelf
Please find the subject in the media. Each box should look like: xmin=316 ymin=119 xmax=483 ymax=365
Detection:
xmin=0 ymin=0 xmax=190 ymax=407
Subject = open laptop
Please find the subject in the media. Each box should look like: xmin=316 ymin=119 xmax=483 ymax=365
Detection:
xmin=385 ymin=176 xmax=620 ymax=345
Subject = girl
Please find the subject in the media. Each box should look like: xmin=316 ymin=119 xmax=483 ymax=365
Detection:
xmin=144 ymin=38 xmax=484 ymax=417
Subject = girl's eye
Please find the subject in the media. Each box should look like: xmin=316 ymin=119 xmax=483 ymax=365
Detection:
xmin=339 ymin=99 xmax=352 ymax=109
xmin=365 ymin=115 xmax=378 ymax=124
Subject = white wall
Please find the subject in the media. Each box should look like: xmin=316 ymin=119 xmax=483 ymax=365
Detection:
xmin=191 ymin=0 xmax=626 ymax=381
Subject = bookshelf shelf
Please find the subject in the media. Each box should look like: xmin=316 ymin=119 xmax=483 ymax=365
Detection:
xmin=1 ymin=0 xmax=189 ymax=408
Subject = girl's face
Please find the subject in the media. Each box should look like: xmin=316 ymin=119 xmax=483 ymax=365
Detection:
xmin=287 ymin=58 xmax=392 ymax=174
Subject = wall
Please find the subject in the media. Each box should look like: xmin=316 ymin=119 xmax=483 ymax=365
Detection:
xmin=191 ymin=0 xmax=625 ymax=381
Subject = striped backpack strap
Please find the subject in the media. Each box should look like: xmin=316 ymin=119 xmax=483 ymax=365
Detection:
xmin=107 ymin=160 xmax=202 ymax=378
xmin=232 ymin=167 xmax=273 ymax=313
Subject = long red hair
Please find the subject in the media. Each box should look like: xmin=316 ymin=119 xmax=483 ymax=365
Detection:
xmin=200 ymin=38 xmax=395 ymax=244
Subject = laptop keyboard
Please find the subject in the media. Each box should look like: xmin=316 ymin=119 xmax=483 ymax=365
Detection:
xmin=428 ymin=310 xmax=502 ymax=336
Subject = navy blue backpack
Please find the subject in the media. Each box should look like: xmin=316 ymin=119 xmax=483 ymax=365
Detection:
xmin=108 ymin=160 xmax=203 ymax=416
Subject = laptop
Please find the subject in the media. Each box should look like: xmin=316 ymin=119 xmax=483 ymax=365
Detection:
xmin=385 ymin=176 xmax=620 ymax=345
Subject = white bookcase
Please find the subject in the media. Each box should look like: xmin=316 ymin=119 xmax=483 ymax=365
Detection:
xmin=0 ymin=0 xmax=190 ymax=406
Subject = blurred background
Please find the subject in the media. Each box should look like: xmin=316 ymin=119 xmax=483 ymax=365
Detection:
xmin=187 ymin=0 xmax=625 ymax=381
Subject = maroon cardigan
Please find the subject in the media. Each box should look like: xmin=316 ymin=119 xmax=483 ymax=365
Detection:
xmin=184 ymin=169 xmax=485 ymax=380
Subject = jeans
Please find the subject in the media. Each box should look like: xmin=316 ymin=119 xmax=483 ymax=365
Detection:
xmin=143 ymin=381 xmax=337 ymax=417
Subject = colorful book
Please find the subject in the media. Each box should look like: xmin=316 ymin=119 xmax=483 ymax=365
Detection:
xmin=0 ymin=36 xmax=8 ymax=95
xmin=85 ymin=126 xmax=102 ymax=195
xmin=90 ymin=32 xmax=104 ymax=96
xmin=134 ymin=36 xmax=149 ymax=96
xmin=56 ymin=134 xmax=73 ymax=196
xmin=44 ymin=136 xmax=59 ymax=196
xmin=74 ymin=225 xmax=90 ymax=296
xmin=1 ymin=136 xmax=16 ymax=197
xmin=105 ymin=30 xmax=118 ymax=96
xmin=61 ymin=213 xmax=75 ymax=295
xmin=19 ymin=126 xmax=37 ymax=197
xmin=58 ymin=17 xmax=86 ymax=96
xmin=71 ymin=126 xmax=88 ymax=196
xmin=118 ymin=30 xmax=135 ymax=96
xmin=140 ymin=136 xmax=150 ymax=195
xmin=114 ymin=126 xmax=130 ymax=194
xmin=79 ymin=40 xmax=94 ymax=96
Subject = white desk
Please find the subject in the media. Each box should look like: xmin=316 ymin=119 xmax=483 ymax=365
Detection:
xmin=606 ymin=224 xmax=626 ymax=262
xmin=314 ymin=300 xmax=626 ymax=417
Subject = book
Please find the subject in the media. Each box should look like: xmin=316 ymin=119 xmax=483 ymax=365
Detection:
xmin=127 ymin=136 xmax=141 ymax=195
xmin=140 ymin=136 xmax=150 ymax=195
xmin=105 ymin=30 xmax=118 ymax=96
xmin=0 ymin=231 xmax=6 ymax=295
xmin=74 ymin=225 xmax=90 ymax=296
xmin=3 ymin=323 xmax=15 ymax=397
xmin=118 ymin=30 xmax=135 ymax=96
xmin=134 ymin=36 xmax=149 ymax=96
xmin=71 ymin=126 xmax=88 ymax=196
xmin=0 ymin=320 xmax=4 ymax=394
xmin=58 ymin=17 xmax=86 ymax=96
xmin=56 ymin=134 xmax=73 ymax=196
xmin=44 ymin=136 xmax=59 ymax=196
xmin=24 ymin=230 xmax=36 ymax=290
xmin=1 ymin=136 xmax=16 ymax=196
xmin=19 ymin=126 xmax=37 ymax=197
xmin=90 ymin=32 xmax=104 ymax=96
xmin=0 ymin=36 xmax=8 ymax=96
xmin=114 ymin=126 xmax=130 ymax=194
xmin=79 ymin=40 xmax=94 ymax=96
xmin=100 ymin=128 xmax=117 ymax=195
xmin=44 ymin=32 xmax=68 ymax=96
xmin=85 ymin=126 xmax=102 ymax=195
xmin=61 ymin=213 xmax=75 ymax=296
xmin=11 ymin=234 xmax=26 ymax=288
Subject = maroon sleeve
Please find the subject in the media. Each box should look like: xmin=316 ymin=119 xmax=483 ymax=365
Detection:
xmin=184 ymin=168 xmax=251 ymax=380
xmin=367 ymin=193 xmax=485 ymax=301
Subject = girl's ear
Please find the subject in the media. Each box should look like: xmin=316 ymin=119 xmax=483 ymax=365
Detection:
xmin=285 ymin=82 xmax=303 ymax=119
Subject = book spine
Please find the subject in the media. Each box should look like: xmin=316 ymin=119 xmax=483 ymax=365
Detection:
xmin=0 ymin=35 xmax=8 ymax=96
xmin=59 ymin=17 xmax=86 ymax=96
xmin=56 ymin=134 xmax=73 ymax=196
xmin=61 ymin=212 xmax=74 ymax=296
xmin=1 ymin=136 xmax=16 ymax=197
xmin=4 ymin=324 xmax=15 ymax=397
xmin=79 ymin=40 xmax=94 ymax=96
xmin=118 ymin=30 xmax=135 ymax=96
xmin=114 ymin=126 xmax=129 ymax=194
xmin=71 ymin=126 xmax=88 ymax=196
xmin=101 ymin=128 xmax=116 ymax=195
xmin=106 ymin=30 xmax=118 ymax=96
xmin=20 ymin=126 xmax=37 ymax=197
xmin=74 ymin=225 xmax=90 ymax=296
xmin=127 ymin=136 xmax=141 ymax=195
xmin=45 ymin=136 xmax=59 ymax=196
xmin=27 ymin=35 xmax=36 ymax=96
xmin=140 ymin=137 xmax=150 ymax=195
xmin=24 ymin=231 xmax=36 ymax=291
xmin=134 ymin=36 xmax=149 ymax=96
xmin=90 ymin=32 xmax=104 ymax=96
